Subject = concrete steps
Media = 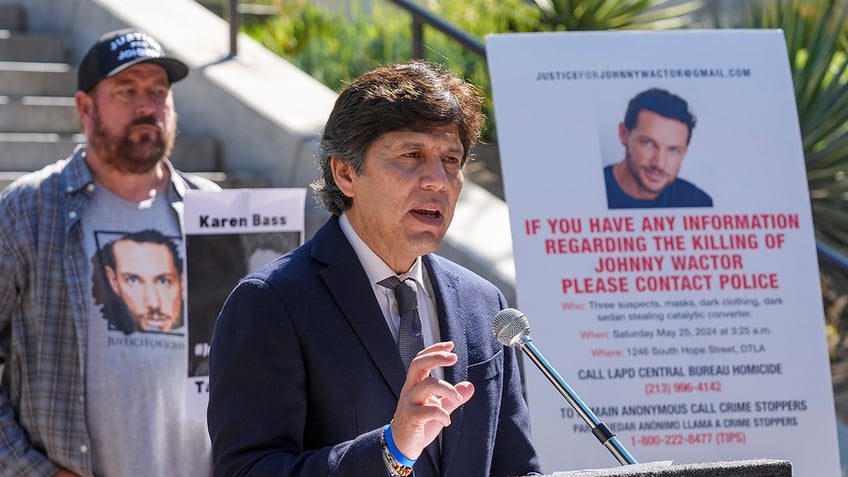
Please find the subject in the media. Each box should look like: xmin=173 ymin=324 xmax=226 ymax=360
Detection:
xmin=0 ymin=96 xmax=78 ymax=133
xmin=0 ymin=62 xmax=76 ymax=96
xmin=0 ymin=33 xmax=69 ymax=62
xmin=0 ymin=3 xmax=258 ymax=189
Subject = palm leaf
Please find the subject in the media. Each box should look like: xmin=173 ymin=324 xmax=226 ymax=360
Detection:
xmin=532 ymin=0 xmax=702 ymax=31
xmin=735 ymin=0 xmax=848 ymax=341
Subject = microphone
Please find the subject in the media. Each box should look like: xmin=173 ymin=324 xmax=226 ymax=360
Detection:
xmin=493 ymin=308 xmax=638 ymax=466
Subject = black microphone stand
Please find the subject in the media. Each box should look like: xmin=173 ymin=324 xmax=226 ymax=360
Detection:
xmin=517 ymin=333 xmax=637 ymax=466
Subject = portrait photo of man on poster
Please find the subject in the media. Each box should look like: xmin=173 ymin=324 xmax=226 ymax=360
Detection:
xmin=92 ymin=229 xmax=185 ymax=336
xmin=603 ymin=87 xmax=713 ymax=209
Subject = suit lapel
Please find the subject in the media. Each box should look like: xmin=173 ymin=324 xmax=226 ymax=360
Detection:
xmin=312 ymin=221 xmax=468 ymax=475
xmin=424 ymin=256 xmax=467 ymax=473
xmin=313 ymin=218 xmax=407 ymax=398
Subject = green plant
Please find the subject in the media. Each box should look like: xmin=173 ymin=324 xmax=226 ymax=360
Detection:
xmin=242 ymin=0 xmax=707 ymax=142
xmin=531 ymin=0 xmax=703 ymax=31
xmin=242 ymin=1 xmax=412 ymax=91
xmin=725 ymin=0 xmax=848 ymax=353
xmin=242 ymin=0 xmax=541 ymax=141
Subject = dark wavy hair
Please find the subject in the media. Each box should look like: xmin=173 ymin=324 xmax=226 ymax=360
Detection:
xmin=311 ymin=61 xmax=485 ymax=216
xmin=101 ymin=229 xmax=182 ymax=274
xmin=624 ymin=88 xmax=697 ymax=144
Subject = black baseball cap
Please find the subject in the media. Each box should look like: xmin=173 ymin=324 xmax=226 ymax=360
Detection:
xmin=77 ymin=28 xmax=189 ymax=92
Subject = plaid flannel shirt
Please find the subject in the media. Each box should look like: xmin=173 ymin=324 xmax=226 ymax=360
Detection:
xmin=0 ymin=146 xmax=219 ymax=476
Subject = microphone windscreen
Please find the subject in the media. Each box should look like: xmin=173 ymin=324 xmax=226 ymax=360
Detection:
xmin=492 ymin=308 xmax=530 ymax=347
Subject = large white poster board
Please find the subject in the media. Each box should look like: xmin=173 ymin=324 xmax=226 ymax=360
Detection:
xmin=183 ymin=188 xmax=306 ymax=419
xmin=486 ymin=30 xmax=840 ymax=476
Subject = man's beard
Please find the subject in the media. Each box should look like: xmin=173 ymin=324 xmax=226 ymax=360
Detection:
xmin=87 ymin=104 xmax=177 ymax=175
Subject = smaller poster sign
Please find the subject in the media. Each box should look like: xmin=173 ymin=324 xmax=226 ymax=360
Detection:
xmin=183 ymin=188 xmax=306 ymax=419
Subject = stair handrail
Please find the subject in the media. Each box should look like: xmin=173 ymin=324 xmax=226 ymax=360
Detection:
xmin=384 ymin=0 xmax=485 ymax=59
xmin=226 ymin=0 xmax=238 ymax=57
xmin=222 ymin=1 xmax=484 ymax=60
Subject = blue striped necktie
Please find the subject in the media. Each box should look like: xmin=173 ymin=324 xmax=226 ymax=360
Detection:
xmin=378 ymin=276 xmax=425 ymax=370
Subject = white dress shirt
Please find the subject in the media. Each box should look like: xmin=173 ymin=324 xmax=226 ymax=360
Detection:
xmin=338 ymin=213 xmax=443 ymax=380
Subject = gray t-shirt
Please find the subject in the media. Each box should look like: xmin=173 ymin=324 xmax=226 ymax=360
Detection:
xmin=81 ymin=181 xmax=212 ymax=476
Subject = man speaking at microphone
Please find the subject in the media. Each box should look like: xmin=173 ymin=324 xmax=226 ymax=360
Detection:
xmin=207 ymin=61 xmax=541 ymax=477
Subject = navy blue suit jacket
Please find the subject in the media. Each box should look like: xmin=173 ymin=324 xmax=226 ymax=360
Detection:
xmin=208 ymin=216 xmax=540 ymax=476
